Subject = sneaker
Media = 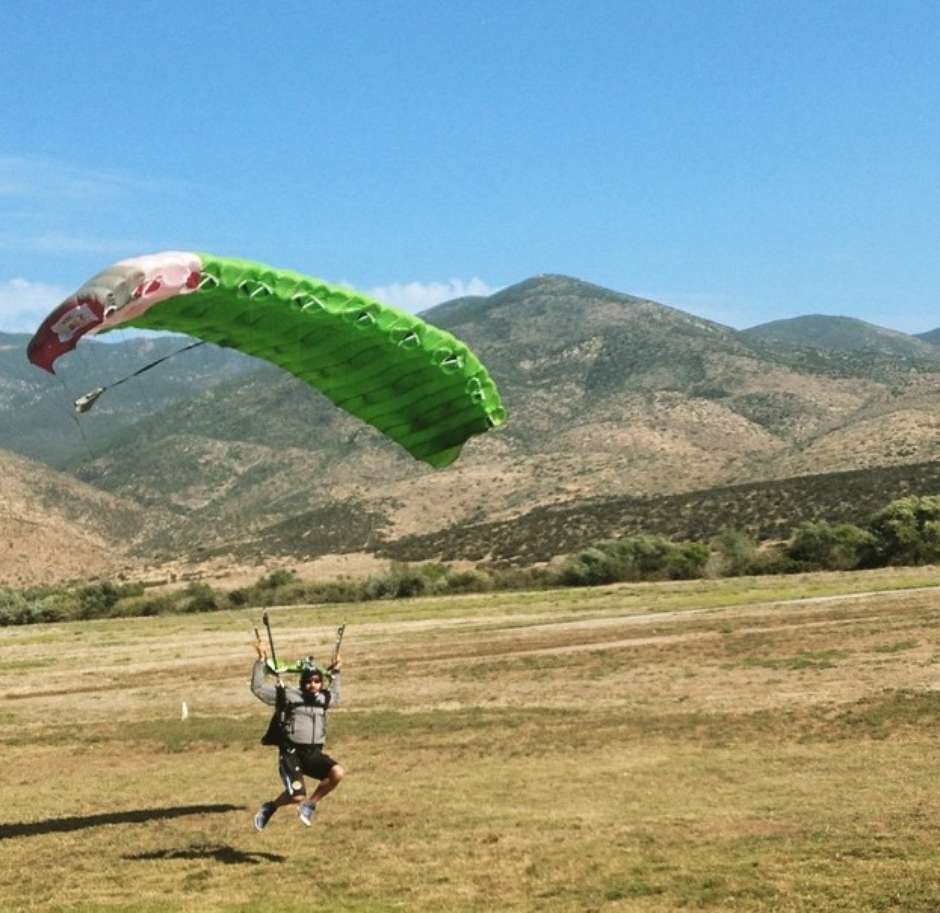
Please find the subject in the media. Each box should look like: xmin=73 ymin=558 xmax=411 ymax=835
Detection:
xmin=253 ymin=804 xmax=274 ymax=831
xmin=298 ymin=802 xmax=317 ymax=826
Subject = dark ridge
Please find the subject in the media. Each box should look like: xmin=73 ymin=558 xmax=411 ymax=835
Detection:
xmin=380 ymin=460 xmax=940 ymax=564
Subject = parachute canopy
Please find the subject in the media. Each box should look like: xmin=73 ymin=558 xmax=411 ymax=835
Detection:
xmin=27 ymin=252 xmax=506 ymax=467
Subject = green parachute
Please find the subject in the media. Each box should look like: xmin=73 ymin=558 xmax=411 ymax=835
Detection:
xmin=27 ymin=251 xmax=506 ymax=467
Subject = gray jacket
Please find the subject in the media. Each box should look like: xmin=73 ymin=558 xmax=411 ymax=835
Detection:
xmin=251 ymin=660 xmax=341 ymax=746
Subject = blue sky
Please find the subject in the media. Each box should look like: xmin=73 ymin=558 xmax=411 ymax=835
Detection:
xmin=2 ymin=0 xmax=939 ymax=334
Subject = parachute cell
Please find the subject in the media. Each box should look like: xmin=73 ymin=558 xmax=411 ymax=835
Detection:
xmin=26 ymin=252 xmax=506 ymax=467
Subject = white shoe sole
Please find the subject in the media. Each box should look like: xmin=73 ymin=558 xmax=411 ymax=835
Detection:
xmin=298 ymin=807 xmax=315 ymax=826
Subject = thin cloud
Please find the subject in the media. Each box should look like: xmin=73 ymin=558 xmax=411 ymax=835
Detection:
xmin=0 ymin=155 xmax=182 ymax=257
xmin=0 ymin=155 xmax=182 ymax=201
xmin=2 ymin=232 xmax=147 ymax=255
xmin=365 ymin=278 xmax=496 ymax=314
xmin=0 ymin=278 xmax=66 ymax=334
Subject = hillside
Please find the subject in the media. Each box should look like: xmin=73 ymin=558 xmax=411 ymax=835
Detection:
xmin=917 ymin=327 xmax=940 ymax=345
xmin=8 ymin=275 xmax=940 ymax=566
xmin=0 ymin=331 xmax=256 ymax=465
xmin=65 ymin=275 xmax=786 ymax=554
xmin=381 ymin=459 xmax=940 ymax=563
xmin=0 ymin=448 xmax=150 ymax=586
xmin=742 ymin=314 xmax=938 ymax=357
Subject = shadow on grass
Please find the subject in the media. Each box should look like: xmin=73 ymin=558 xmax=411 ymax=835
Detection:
xmin=124 ymin=844 xmax=286 ymax=865
xmin=0 ymin=803 xmax=243 ymax=839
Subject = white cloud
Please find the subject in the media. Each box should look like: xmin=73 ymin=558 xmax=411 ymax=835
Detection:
xmin=0 ymin=278 xmax=66 ymax=333
xmin=364 ymin=278 xmax=497 ymax=314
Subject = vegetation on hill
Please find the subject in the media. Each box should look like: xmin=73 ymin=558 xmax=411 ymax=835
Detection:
xmin=381 ymin=459 xmax=940 ymax=564
xmin=0 ymin=332 xmax=255 ymax=465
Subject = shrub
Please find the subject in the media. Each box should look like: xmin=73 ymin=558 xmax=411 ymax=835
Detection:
xmin=134 ymin=593 xmax=178 ymax=616
xmin=558 ymin=547 xmax=618 ymax=586
xmin=711 ymin=529 xmax=759 ymax=577
xmin=301 ymin=580 xmax=367 ymax=603
xmin=76 ymin=581 xmax=123 ymax=620
xmin=744 ymin=547 xmax=804 ymax=576
xmin=180 ymin=582 xmax=222 ymax=614
xmin=259 ymin=568 xmax=298 ymax=589
xmin=445 ymin=569 xmax=494 ymax=593
xmin=662 ymin=541 xmax=710 ymax=579
xmin=0 ymin=588 xmax=67 ymax=625
xmin=365 ymin=563 xmax=430 ymax=600
xmin=487 ymin=565 xmax=553 ymax=590
xmin=866 ymin=496 xmax=940 ymax=567
xmin=363 ymin=562 xmax=470 ymax=601
xmin=558 ymin=535 xmax=709 ymax=586
xmin=786 ymin=521 xmax=874 ymax=570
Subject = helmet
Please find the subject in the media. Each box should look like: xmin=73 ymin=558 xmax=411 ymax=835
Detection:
xmin=298 ymin=658 xmax=326 ymax=686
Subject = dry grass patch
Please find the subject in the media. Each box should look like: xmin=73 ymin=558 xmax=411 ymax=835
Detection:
xmin=5 ymin=569 xmax=940 ymax=911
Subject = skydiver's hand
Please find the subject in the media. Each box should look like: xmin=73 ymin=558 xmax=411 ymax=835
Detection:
xmin=254 ymin=640 xmax=267 ymax=661
xmin=329 ymin=651 xmax=342 ymax=672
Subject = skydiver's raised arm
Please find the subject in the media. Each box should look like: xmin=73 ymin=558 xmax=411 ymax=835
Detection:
xmin=250 ymin=641 xmax=281 ymax=706
xmin=327 ymin=650 xmax=342 ymax=706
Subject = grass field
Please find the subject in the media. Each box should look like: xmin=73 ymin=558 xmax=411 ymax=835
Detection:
xmin=5 ymin=566 xmax=940 ymax=912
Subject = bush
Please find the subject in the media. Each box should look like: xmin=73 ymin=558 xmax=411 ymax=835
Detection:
xmin=487 ymin=565 xmax=553 ymax=590
xmin=711 ymin=529 xmax=759 ymax=577
xmin=132 ymin=593 xmax=179 ymax=616
xmin=743 ymin=547 xmax=804 ymax=576
xmin=259 ymin=568 xmax=298 ymax=589
xmin=558 ymin=546 xmax=618 ymax=586
xmin=301 ymin=580 xmax=368 ymax=603
xmin=866 ymin=496 xmax=940 ymax=567
xmin=558 ymin=535 xmax=709 ymax=586
xmin=662 ymin=541 xmax=710 ymax=579
xmin=0 ymin=588 xmax=68 ymax=625
xmin=76 ymin=581 xmax=122 ymax=620
xmin=365 ymin=563 xmax=435 ymax=600
xmin=180 ymin=582 xmax=223 ymax=613
xmin=445 ymin=569 xmax=494 ymax=593
xmin=786 ymin=521 xmax=874 ymax=570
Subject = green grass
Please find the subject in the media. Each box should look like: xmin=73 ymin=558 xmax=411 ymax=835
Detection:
xmin=735 ymin=649 xmax=849 ymax=671
xmin=872 ymin=639 xmax=919 ymax=653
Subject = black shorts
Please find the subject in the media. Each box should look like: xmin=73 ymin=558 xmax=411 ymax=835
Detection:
xmin=278 ymin=743 xmax=337 ymax=797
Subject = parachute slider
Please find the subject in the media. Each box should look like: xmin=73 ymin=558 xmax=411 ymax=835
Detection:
xmin=74 ymin=387 xmax=105 ymax=414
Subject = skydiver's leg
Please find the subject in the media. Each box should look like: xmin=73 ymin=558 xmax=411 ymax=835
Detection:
xmin=293 ymin=749 xmax=344 ymax=828
xmin=255 ymin=748 xmax=309 ymax=830
xmin=309 ymin=763 xmax=346 ymax=805
xmin=298 ymin=764 xmax=345 ymax=826
xmin=269 ymin=788 xmax=303 ymax=808
xmin=277 ymin=747 xmax=309 ymax=806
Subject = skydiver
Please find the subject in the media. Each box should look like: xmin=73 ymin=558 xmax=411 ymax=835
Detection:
xmin=250 ymin=640 xmax=345 ymax=830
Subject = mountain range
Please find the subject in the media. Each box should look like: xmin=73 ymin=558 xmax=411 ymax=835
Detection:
xmin=4 ymin=275 xmax=940 ymax=584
